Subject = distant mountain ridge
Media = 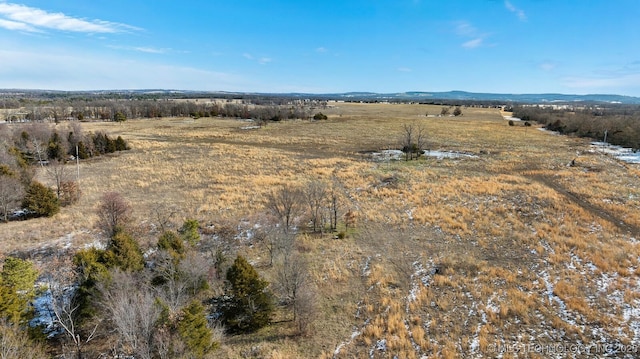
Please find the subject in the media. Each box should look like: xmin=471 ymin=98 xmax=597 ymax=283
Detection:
xmin=2 ymin=89 xmax=640 ymax=104
xmin=324 ymin=91 xmax=640 ymax=104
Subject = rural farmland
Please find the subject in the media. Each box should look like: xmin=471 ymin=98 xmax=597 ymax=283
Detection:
xmin=1 ymin=101 xmax=639 ymax=358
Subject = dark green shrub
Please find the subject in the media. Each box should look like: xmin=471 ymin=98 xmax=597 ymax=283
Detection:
xmin=313 ymin=112 xmax=328 ymax=120
xmin=178 ymin=301 xmax=217 ymax=357
xmin=23 ymin=181 xmax=59 ymax=217
xmin=220 ymin=255 xmax=274 ymax=333
xmin=103 ymin=229 xmax=145 ymax=272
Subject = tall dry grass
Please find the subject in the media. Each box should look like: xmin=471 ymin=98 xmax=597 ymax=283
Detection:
xmin=1 ymin=103 xmax=639 ymax=357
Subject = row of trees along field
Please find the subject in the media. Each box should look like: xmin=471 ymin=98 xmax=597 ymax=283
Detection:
xmin=512 ymin=104 xmax=640 ymax=149
xmin=0 ymin=121 xmax=129 ymax=222
xmin=1 ymin=97 xmax=327 ymax=124
xmin=0 ymin=174 xmax=356 ymax=357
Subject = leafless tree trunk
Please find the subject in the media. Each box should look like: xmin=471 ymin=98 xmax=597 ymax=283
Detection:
xmin=96 ymin=192 xmax=132 ymax=236
xmin=261 ymin=226 xmax=295 ymax=267
xmin=98 ymin=270 xmax=160 ymax=359
xmin=274 ymin=252 xmax=317 ymax=335
xmin=327 ymin=181 xmax=343 ymax=232
xmin=0 ymin=176 xmax=23 ymax=222
xmin=400 ymin=123 xmax=426 ymax=161
xmin=293 ymin=279 xmax=317 ymax=336
xmin=415 ymin=124 xmax=426 ymax=159
xmin=149 ymin=202 xmax=179 ymax=233
xmin=153 ymin=250 xmax=214 ymax=313
xmin=0 ymin=320 xmax=48 ymax=359
xmin=401 ymin=123 xmax=414 ymax=161
xmin=304 ymin=180 xmax=327 ymax=233
xmin=46 ymin=257 xmax=99 ymax=359
xmin=265 ymin=186 xmax=304 ymax=234
xmin=46 ymin=159 xmax=68 ymax=200
xmin=153 ymin=252 xmax=190 ymax=313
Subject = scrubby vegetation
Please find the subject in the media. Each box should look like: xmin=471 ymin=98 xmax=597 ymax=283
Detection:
xmin=0 ymin=99 xmax=639 ymax=357
xmin=513 ymin=104 xmax=640 ymax=149
xmin=0 ymin=121 xmax=129 ymax=222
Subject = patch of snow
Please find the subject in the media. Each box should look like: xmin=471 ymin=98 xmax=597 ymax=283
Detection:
xmin=590 ymin=142 xmax=640 ymax=164
xmin=362 ymin=256 xmax=372 ymax=277
xmin=83 ymin=238 xmax=107 ymax=250
xmin=369 ymin=149 xmax=404 ymax=162
xmin=422 ymin=150 xmax=478 ymax=159
xmin=406 ymin=209 xmax=414 ymax=221
xmin=334 ymin=326 xmax=364 ymax=357
xmin=407 ymin=261 xmax=431 ymax=311
xmin=503 ymin=116 xmax=522 ymax=121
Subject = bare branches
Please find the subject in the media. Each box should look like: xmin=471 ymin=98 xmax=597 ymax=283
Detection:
xmin=96 ymin=192 xmax=132 ymax=237
xmin=304 ymin=180 xmax=328 ymax=233
xmin=274 ymin=250 xmax=317 ymax=336
xmin=0 ymin=176 xmax=23 ymax=222
xmin=265 ymin=186 xmax=304 ymax=234
xmin=400 ymin=123 xmax=427 ymax=161
xmin=46 ymin=256 xmax=99 ymax=359
xmin=98 ymin=270 xmax=160 ymax=359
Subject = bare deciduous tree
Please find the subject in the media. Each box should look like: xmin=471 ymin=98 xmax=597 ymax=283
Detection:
xmin=149 ymin=202 xmax=179 ymax=234
xmin=0 ymin=176 xmax=23 ymax=222
xmin=292 ymin=278 xmax=317 ymax=336
xmin=0 ymin=320 xmax=48 ymax=359
xmin=46 ymin=159 xmax=68 ymax=200
xmin=46 ymin=256 xmax=99 ymax=359
xmin=304 ymin=179 xmax=327 ymax=233
xmin=266 ymin=186 xmax=304 ymax=234
xmin=274 ymin=252 xmax=317 ymax=335
xmin=153 ymin=250 xmax=213 ymax=313
xmin=96 ymin=192 xmax=132 ymax=236
xmin=98 ymin=270 xmax=161 ymax=359
xmin=400 ymin=123 xmax=426 ymax=161
xmin=327 ymin=176 xmax=345 ymax=232
xmin=259 ymin=224 xmax=295 ymax=267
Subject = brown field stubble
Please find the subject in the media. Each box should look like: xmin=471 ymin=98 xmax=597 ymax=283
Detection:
xmin=2 ymin=102 xmax=640 ymax=358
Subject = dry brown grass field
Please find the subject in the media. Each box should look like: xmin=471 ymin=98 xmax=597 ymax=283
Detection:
xmin=2 ymin=102 xmax=640 ymax=358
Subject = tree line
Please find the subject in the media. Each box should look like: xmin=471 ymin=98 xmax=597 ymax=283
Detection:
xmin=1 ymin=97 xmax=327 ymax=124
xmin=0 ymin=122 xmax=129 ymax=222
xmin=512 ymin=105 xmax=640 ymax=149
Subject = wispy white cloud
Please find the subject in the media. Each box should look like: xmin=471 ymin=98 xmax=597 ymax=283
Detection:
xmin=397 ymin=67 xmax=412 ymax=72
xmin=462 ymin=38 xmax=483 ymax=49
xmin=243 ymin=53 xmax=272 ymax=65
xmin=0 ymin=47 xmax=245 ymax=91
xmin=505 ymin=1 xmax=527 ymax=21
xmin=539 ymin=61 xmax=557 ymax=72
xmin=562 ymin=63 xmax=640 ymax=93
xmin=0 ymin=2 xmax=139 ymax=34
xmin=454 ymin=21 xmax=477 ymax=37
xmin=0 ymin=17 xmax=37 ymax=32
xmin=316 ymin=47 xmax=327 ymax=53
xmin=563 ymin=73 xmax=640 ymax=92
xmin=454 ymin=21 xmax=489 ymax=49
xmin=108 ymin=45 xmax=172 ymax=54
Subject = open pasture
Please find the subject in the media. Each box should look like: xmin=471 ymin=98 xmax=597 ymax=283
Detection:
xmin=3 ymin=102 xmax=640 ymax=358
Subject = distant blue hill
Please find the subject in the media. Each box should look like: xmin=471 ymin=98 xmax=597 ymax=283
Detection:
xmin=322 ymin=91 xmax=640 ymax=104
xmin=2 ymin=89 xmax=640 ymax=104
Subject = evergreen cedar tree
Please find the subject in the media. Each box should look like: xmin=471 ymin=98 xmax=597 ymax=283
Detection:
xmin=221 ymin=255 xmax=274 ymax=333
xmin=0 ymin=257 xmax=39 ymax=325
xmin=178 ymin=301 xmax=217 ymax=357
xmin=72 ymin=227 xmax=145 ymax=322
xmin=23 ymin=181 xmax=60 ymax=217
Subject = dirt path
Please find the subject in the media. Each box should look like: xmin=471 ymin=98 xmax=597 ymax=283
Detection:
xmin=527 ymin=173 xmax=640 ymax=236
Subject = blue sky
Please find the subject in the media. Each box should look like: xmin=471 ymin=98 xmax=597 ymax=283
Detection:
xmin=0 ymin=1 xmax=639 ymax=96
